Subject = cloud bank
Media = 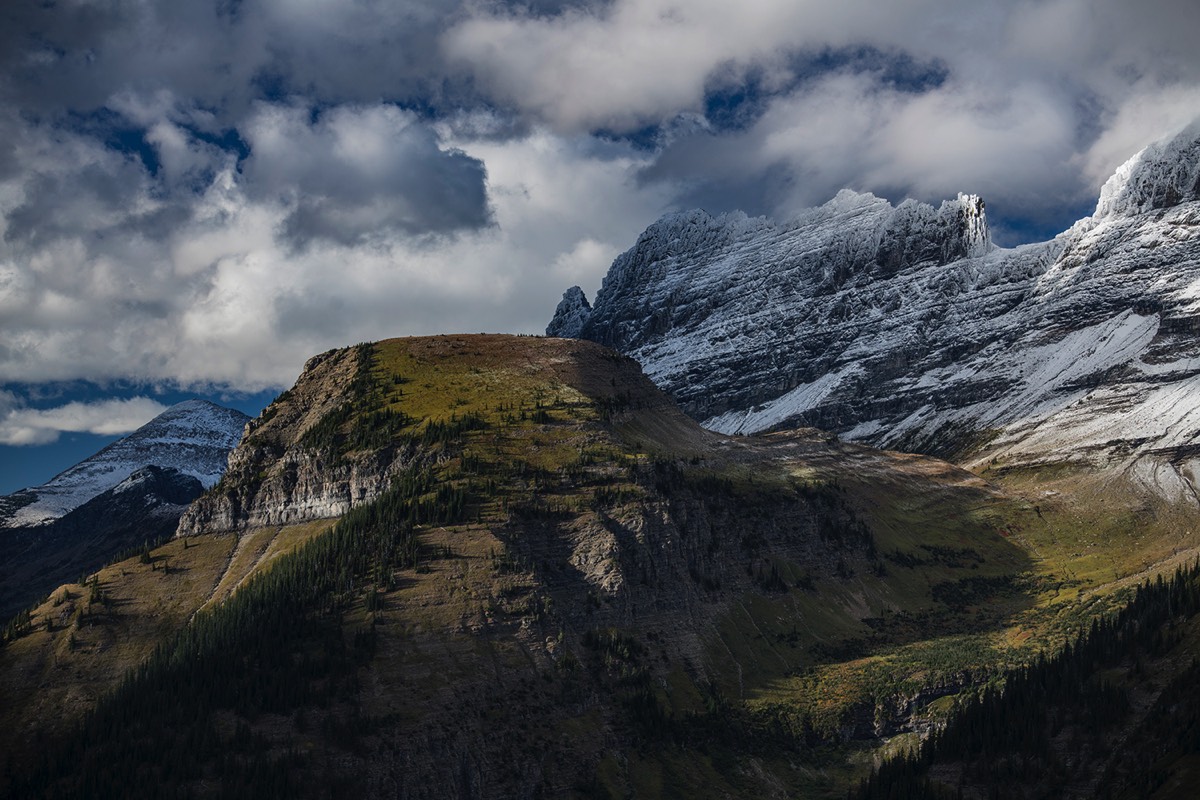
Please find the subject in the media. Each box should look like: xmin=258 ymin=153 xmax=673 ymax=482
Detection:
xmin=0 ymin=0 xmax=1197 ymax=393
xmin=0 ymin=393 xmax=167 ymax=446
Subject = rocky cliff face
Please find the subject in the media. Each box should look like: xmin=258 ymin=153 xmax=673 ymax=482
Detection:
xmin=545 ymin=286 xmax=593 ymax=338
xmin=550 ymin=122 xmax=1200 ymax=500
xmin=178 ymin=346 xmax=410 ymax=536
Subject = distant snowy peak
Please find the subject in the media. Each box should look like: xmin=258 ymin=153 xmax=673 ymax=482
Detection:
xmin=128 ymin=399 xmax=249 ymax=455
xmin=68 ymin=399 xmax=249 ymax=488
xmin=1095 ymin=121 xmax=1200 ymax=220
xmin=0 ymin=399 xmax=250 ymax=528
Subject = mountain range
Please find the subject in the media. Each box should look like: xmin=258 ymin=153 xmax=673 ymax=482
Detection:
xmin=5 ymin=123 xmax=1200 ymax=799
xmin=4 ymin=334 xmax=1200 ymax=798
xmin=0 ymin=335 xmax=1045 ymax=797
xmin=549 ymin=122 xmax=1200 ymax=501
xmin=0 ymin=399 xmax=250 ymax=529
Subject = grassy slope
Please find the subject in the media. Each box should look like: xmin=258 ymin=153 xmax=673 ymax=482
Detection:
xmin=896 ymin=462 xmax=1200 ymax=798
xmin=0 ymin=534 xmax=234 ymax=767
xmin=5 ymin=334 xmax=1198 ymax=798
xmin=319 ymin=338 xmax=1051 ymax=795
xmin=326 ymin=339 xmax=1200 ymax=798
xmin=0 ymin=521 xmax=335 ymax=778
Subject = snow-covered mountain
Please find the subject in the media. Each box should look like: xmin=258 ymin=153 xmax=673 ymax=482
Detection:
xmin=0 ymin=399 xmax=250 ymax=529
xmin=549 ymin=121 xmax=1200 ymax=500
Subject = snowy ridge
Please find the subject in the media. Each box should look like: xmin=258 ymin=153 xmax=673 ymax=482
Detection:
xmin=0 ymin=399 xmax=250 ymax=528
xmin=553 ymin=122 xmax=1200 ymax=500
xmin=1094 ymin=120 xmax=1200 ymax=220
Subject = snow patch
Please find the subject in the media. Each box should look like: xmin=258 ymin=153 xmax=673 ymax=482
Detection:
xmin=704 ymin=366 xmax=858 ymax=435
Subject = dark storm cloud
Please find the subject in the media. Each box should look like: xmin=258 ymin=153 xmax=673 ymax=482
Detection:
xmin=5 ymin=159 xmax=196 ymax=249
xmin=0 ymin=0 xmax=468 ymax=122
xmin=239 ymin=103 xmax=491 ymax=247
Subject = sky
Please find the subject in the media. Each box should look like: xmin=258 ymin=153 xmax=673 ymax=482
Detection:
xmin=2 ymin=0 xmax=1200 ymax=492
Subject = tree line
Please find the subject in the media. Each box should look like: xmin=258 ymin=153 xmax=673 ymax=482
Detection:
xmin=856 ymin=560 xmax=1200 ymax=799
xmin=9 ymin=463 xmax=474 ymax=799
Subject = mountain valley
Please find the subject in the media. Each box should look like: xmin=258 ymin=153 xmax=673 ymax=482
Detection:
xmin=3 ymin=335 xmax=1199 ymax=797
xmin=7 ymin=123 xmax=1200 ymax=798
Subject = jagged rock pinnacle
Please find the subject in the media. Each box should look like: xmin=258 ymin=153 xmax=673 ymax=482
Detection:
xmin=546 ymin=286 xmax=593 ymax=338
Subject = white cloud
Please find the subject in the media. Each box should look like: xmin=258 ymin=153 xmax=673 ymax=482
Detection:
xmin=444 ymin=0 xmax=1200 ymax=222
xmin=0 ymin=0 xmax=1198 ymax=397
xmin=0 ymin=115 xmax=670 ymax=390
xmin=0 ymin=395 xmax=167 ymax=445
xmin=1078 ymin=83 xmax=1200 ymax=193
xmin=641 ymin=71 xmax=1085 ymax=227
xmin=551 ymin=238 xmax=620 ymax=284
xmin=442 ymin=0 xmax=956 ymax=133
xmin=444 ymin=0 xmax=1200 ymax=136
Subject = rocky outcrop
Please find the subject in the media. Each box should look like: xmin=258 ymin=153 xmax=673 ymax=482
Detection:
xmin=551 ymin=122 xmax=1200 ymax=499
xmin=546 ymin=286 xmax=592 ymax=338
xmin=566 ymin=190 xmax=994 ymax=359
xmin=177 ymin=449 xmax=411 ymax=536
xmin=177 ymin=346 xmax=415 ymax=536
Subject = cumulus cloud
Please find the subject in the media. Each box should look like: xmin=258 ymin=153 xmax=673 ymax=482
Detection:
xmin=442 ymin=0 xmax=952 ymax=133
xmin=445 ymin=0 xmax=1200 ymax=135
xmin=0 ymin=0 xmax=466 ymax=126
xmin=1078 ymin=83 xmax=1200 ymax=191
xmin=0 ymin=0 xmax=1197 ymax=397
xmin=447 ymin=0 xmax=1200 ymax=225
xmin=0 ymin=116 xmax=669 ymax=389
xmin=644 ymin=70 xmax=1084 ymax=228
xmin=0 ymin=393 xmax=167 ymax=446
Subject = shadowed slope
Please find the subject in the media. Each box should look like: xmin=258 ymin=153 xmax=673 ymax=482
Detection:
xmin=5 ymin=334 xmax=1154 ymax=799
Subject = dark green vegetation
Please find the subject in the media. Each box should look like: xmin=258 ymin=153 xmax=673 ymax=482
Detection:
xmin=3 ymin=335 xmax=1200 ymax=798
xmin=859 ymin=561 xmax=1200 ymax=799
xmin=13 ymin=465 xmax=468 ymax=798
